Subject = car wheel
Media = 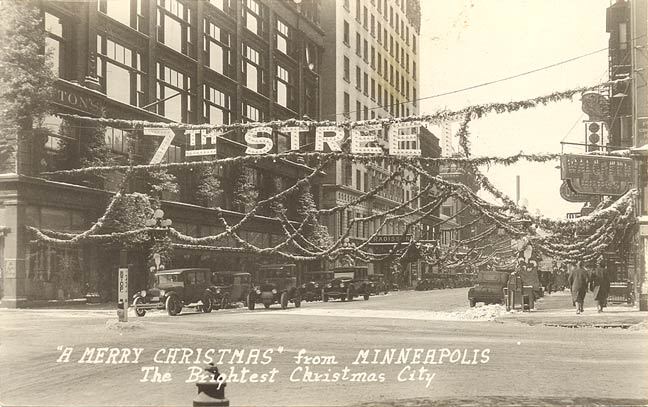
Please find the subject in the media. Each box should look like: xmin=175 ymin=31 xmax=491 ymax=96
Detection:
xmin=280 ymin=292 xmax=289 ymax=309
xmin=166 ymin=296 xmax=181 ymax=316
xmin=322 ymin=289 xmax=329 ymax=302
xmin=221 ymin=295 xmax=229 ymax=310
xmin=364 ymin=294 xmax=370 ymax=301
xmin=469 ymin=299 xmax=476 ymax=308
xmin=133 ymin=297 xmax=146 ymax=317
xmin=202 ymin=295 xmax=213 ymax=313
xmin=294 ymin=296 xmax=302 ymax=308
xmin=346 ymin=287 xmax=353 ymax=302
xmin=247 ymin=293 xmax=255 ymax=310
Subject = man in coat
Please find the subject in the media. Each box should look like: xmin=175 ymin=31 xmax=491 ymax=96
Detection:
xmin=568 ymin=260 xmax=589 ymax=314
xmin=590 ymin=259 xmax=610 ymax=313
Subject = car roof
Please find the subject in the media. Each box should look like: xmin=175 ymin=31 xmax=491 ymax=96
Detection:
xmin=156 ymin=268 xmax=210 ymax=275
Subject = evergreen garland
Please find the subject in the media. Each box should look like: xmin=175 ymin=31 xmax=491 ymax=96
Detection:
xmin=294 ymin=182 xmax=332 ymax=251
xmin=230 ymin=163 xmax=258 ymax=212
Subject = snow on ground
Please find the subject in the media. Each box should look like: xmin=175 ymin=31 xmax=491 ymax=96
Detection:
xmin=269 ymin=304 xmax=510 ymax=322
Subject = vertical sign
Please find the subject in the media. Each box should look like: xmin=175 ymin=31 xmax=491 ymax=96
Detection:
xmin=118 ymin=268 xmax=129 ymax=322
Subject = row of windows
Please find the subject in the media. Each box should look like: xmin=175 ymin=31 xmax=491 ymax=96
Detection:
xmin=338 ymin=210 xmax=409 ymax=239
xmin=343 ymin=21 xmax=416 ymax=80
xmin=342 ymin=84 xmax=413 ymax=121
xmin=342 ymin=56 xmax=414 ymax=107
xmin=344 ymin=0 xmax=417 ymax=53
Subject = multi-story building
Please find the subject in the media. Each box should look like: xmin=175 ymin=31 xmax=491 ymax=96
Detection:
xmin=0 ymin=0 xmax=325 ymax=307
xmin=316 ymin=0 xmax=423 ymax=284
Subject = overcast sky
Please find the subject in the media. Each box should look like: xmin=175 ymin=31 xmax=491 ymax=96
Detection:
xmin=419 ymin=0 xmax=611 ymax=218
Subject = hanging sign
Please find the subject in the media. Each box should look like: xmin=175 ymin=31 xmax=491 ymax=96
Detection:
xmin=560 ymin=154 xmax=634 ymax=196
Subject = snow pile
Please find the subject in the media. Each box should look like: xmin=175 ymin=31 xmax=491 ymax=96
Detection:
xmin=545 ymin=290 xmax=571 ymax=297
xmin=272 ymin=305 xmax=509 ymax=322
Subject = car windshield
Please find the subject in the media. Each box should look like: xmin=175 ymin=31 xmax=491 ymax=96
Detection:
xmin=212 ymin=274 xmax=232 ymax=285
xmin=158 ymin=274 xmax=183 ymax=285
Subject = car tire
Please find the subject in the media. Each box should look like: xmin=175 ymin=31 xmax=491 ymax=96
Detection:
xmin=469 ymin=298 xmax=476 ymax=308
xmin=280 ymin=292 xmax=288 ymax=309
xmin=166 ymin=296 xmax=181 ymax=316
xmin=133 ymin=297 xmax=146 ymax=317
xmin=346 ymin=287 xmax=353 ymax=302
xmin=364 ymin=294 xmax=370 ymax=301
xmin=247 ymin=293 xmax=255 ymax=310
xmin=202 ymin=295 xmax=213 ymax=313
xmin=221 ymin=295 xmax=229 ymax=310
xmin=294 ymin=295 xmax=302 ymax=308
xmin=322 ymin=290 xmax=329 ymax=302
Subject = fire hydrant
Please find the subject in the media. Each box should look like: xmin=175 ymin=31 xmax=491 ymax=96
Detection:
xmin=193 ymin=364 xmax=229 ymax=407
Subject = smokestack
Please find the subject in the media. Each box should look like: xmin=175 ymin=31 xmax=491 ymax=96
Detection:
xmin=516 ymin=175 xmax=520 ymax=205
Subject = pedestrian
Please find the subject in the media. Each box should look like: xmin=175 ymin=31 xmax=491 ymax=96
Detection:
xmin=589 ymin=259 xmax=610 ymax=313
xmin=568 ymin=260 xmax=589 ymax=314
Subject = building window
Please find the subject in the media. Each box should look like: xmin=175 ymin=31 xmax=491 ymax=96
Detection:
xmin=377 ymin=21 xmax=382 ymax=43
xmin=243 ymin=44 xmax=264 ymax=94
xmin=406 ymin=53 xmax=410 ymax=72
xmin=343 ymin=92 xmax=350 ymax=119
xmin=156 ymin=62 xmax=192 ymax=122
xmin=275 ymin=65 xmax=292 ymax=108
xmin=44 ymin=12 xmax=65 ymax=78
xmin=363 ymin=72 xmax=368 ymax=96
xmin=98 ymin=0 xmax=132 ymax=28
xmin=204 ymin=19 xmax=231 ymax=76
xmin=364 ymin=172 xmax=369 ymax=192
xmin=208 ymin=0 xmax=230 ymax=12
xmin=356 ymin=101 xmax=361 ymax=121
xmin=97 ymin=35 xmax=145 ymax=106
xmin=370 ymin=46 xmax=375 ymax=68
xmin=377 ymin=52 xmax=381 ymax=74
xmin=276 ymin=18 xmax=290 ymax=55
xmin=355 ymin=0 xmax=361 ymax=21
xmin=413 ymin=35 xmax=417 ymax=54
xmin=413 ymin=61 xmax=416 ymax=78
xmin=377 ymin=84 xmax=382 ymax=105
xmin=242 ymin=103 xmax=262 ymax=122
xmin=104 ymin=127 xmax=130 ymax=155
xmin=203 ymin=84 xmax=231 ymax=124
xmin=355 ymin=66 xmax=361 ymax=90
xmin=343 ymin=56 xmax=350 ymax=82
xmin=413 ymin=88 xmax=417 ymax=107
xmin=245 ymin=0 xmax=263 ymax=36
xmin=355 ymin=32 xmax=361 ymax=55
xmin=363 ymin=105 xmax=368 ymax=120
xmin=157 ymin=0 xmax=193 ymax=57
xmin=370 ymin=14 xmax=375 ymax=36
xmin=343 ymin=20 xmax=350 ymax=45
xmin=344 ymin=162 xmax=352 ymax=186
xmin=355 ymin=169 xmax=361 ymax=190
xmin=363 ymin=6 xmax=368 ymax=28
xmin=363 ymin=39 xmax=368 ymax=62
xmin=371 ymin=78 xmax=375 ymax=100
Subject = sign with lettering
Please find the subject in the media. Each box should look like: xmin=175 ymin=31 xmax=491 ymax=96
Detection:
xmin=53 ymin=81 xmax=105 ymax=116
xmin=370 ymin=235 xmax=413 ymax=244
xmin=560 ymin=154 xmax=634 ymax=196
xmin=638 ymin=117 xmax=648 ymax=146
xmin=559 ymin=180 xmax=591 ymax=202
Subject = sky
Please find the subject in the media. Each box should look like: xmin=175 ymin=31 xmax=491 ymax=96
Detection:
xmin=419 ymin=0 xmax=612 ymax=218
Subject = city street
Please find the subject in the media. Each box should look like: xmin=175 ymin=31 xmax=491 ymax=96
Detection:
xmin=1 ymin=289 xmax=647 ymax=406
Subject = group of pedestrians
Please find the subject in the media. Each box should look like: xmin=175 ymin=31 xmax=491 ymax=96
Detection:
xmin=567 ymin=260 xmax=610 ymax=314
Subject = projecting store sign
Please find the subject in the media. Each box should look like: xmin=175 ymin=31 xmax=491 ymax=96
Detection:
xmin=370 ymin=234 xmax=413 ymax=244
xmin=560 ymin=154 xmax=634 ymax=196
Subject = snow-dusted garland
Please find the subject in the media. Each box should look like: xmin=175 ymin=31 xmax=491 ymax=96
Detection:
xmin=29 ymin=78 xmax=637 ymax=266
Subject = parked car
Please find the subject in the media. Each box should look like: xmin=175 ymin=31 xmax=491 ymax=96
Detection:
xmin=209 ymin=271 xmax=252 ymax=309
xmin=368 ymin=273 xmax=389 ymax=295
xmin=322 ymin=266 xmax=371 ymax=302
xmin=132 ymin=268 xmax=216 ymax=316
xmin=300 ymin=271 xmax=334 ymax=301
xmin=468 ymin=269 xmax=510 ymax=307
xmin=247 ymin=264 xmax=301 ymax=310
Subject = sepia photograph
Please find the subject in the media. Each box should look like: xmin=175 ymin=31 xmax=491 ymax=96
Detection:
xmin=0 ymin=0 xmax=647 ymax=406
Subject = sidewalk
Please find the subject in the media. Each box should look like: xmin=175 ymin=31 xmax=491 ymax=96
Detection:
xmin=495 ymin=290 xmax=648 ymax=329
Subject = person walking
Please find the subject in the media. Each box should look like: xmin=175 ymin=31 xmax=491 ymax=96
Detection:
xmin=568 ymin=260 xmax=589 ymax=314
xmin=590 ymin=259 xmax=610 ymax=313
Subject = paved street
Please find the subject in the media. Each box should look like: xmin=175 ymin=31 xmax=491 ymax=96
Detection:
xmin=1 ymin=289 xmax=647 ymax=407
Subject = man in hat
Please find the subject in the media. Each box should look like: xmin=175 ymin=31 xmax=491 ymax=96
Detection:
xmin=568 ymin=260 xmax=589 ymax=314
xmin=589 ymin=259 xmax=610 ymax=313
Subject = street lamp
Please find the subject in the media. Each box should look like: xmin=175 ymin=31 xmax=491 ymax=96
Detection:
xmin=146 ymin=209 xmax=172 ymax=285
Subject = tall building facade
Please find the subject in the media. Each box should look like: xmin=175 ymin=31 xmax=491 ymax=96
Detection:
xmin=316 ymin=0 xmax=424 ymax=283
xmin=0 ymin=0 xmax=325 ymax=307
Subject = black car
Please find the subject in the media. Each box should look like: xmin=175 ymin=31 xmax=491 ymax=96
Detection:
xmin=132 ymin=268 xmax=216 ymax=316
xmin=301 ymin=271 xmax=334 ymax=301
xmin=322 ymin=266 xmax=371 ymax=302
xmin=247 ymin=264 xmax=302 ymax=310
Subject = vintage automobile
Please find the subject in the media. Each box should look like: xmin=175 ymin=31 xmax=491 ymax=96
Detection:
xmin=247 ymin=264 xmax=301 ymax=310
xmin=322 ymin=266 xmax=372 ymax=302
xmin=132 ymin=268 xmax=216 ymax=316
xmin=608 ymin=280 xmax=635 ymax=305
xmin=301 ymin=271 xmax=334 ymax=302
xmin=468 ymin=268 xmax=510 ymax=307
xmin=209 ymin=271 xmax=252 ymax=309
xmin=368 ymin=273 xmax=389 ymax=295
